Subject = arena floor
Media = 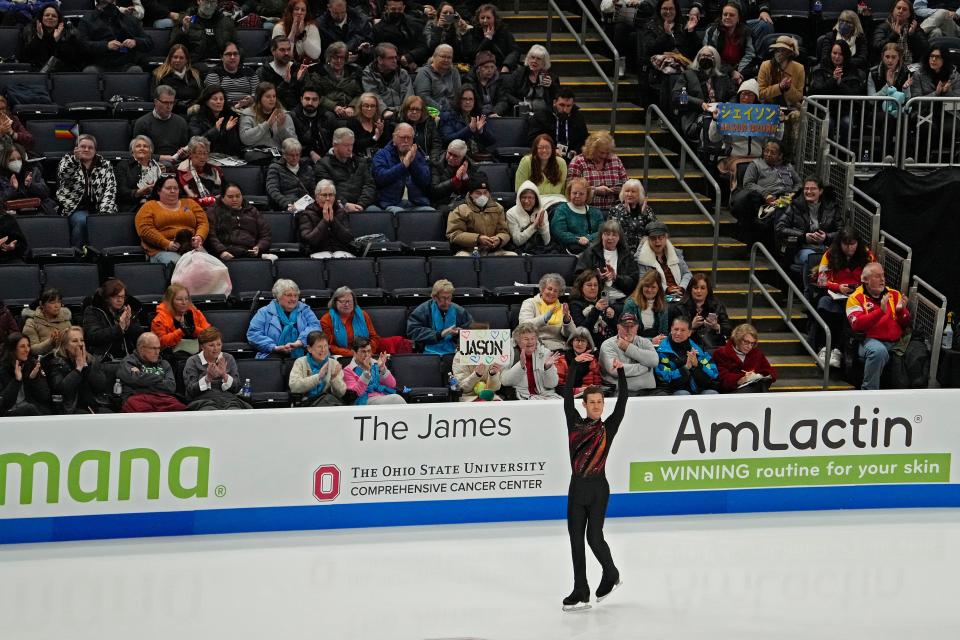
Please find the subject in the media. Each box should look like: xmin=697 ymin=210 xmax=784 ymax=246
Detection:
xmin=2 ymin=508 xmax=958 ymax=639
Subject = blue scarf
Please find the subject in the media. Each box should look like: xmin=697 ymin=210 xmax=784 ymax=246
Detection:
xmin=329 ymin=306 xmax=369 ymax=349
xmin=353 ymin=362 xmax=395 ymax=405
xmin=305 ymin=353 xmax=329 ymax=398
xmin=426 ymin=301 xmax=457 ymax=355
xmin=274 ymin=300 xmax=305 ymax=358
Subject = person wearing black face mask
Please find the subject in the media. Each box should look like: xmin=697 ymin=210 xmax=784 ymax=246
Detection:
xmin=673 ymin=45 xmax=735 ymax=146
xmin=77 ymin=0 xmax=152 ymax=72
xmin=0 ymin=144 xmax=57 ymax=216
xmin=19 ymin=4 xmax=81 ymax=71
xmin=372 ymin=0 xmax=428 ymax=72
xmin=291 ymin=88 xmax=331 ymax=164
xmin=816 ymin=10 xmax=869 ymax=74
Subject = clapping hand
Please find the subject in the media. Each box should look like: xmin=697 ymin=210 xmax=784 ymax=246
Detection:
xmin=0 ymin=236 xmax=15 ymax=252
xmin=118 ymin=305 xmax=132 ymax=330
xmin=896 ymin=295 xmax=908 ymax=312
xmin=574 ymin=351 xmax=594 ymax=363
xmin=562 ymin=302 xmax=571 ymax=323
xmin=8 ymin=174 xmax=17 ymax=190
xmin=73 ymin=344 xmax=87 ymax=371
xmin=28 ymin=360 xmax=41 ymax=379
xmin=685 ymin=349 xmax=699 ymax=369
xmin=376 ymin=351 xmax=389 ymax=370
xmin=544 ymin=351 xmax=561 ymax=369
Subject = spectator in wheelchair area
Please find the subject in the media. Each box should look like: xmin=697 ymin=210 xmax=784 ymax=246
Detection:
xmin=0 ymin=144 xmax=56 ymax=215
xmin=555 ymin=325 xmax=604 ymax=398
xmin=730 ymin=139 xmax=801 ymax=241
xmin=507 ymin=180 xmax=562 ymax=255
xmin=42 ymin=325 xmax=115 ymax=414
xmin=446 ymin=172 xmax=516 ymax=257
xmin=406 ymin=279 xmax=474 ymax=356
xmin=82 ymin=277 xmax=146 ymax=361
xmin=675 ymin=272 xmax=732 ymax=352
xmin=655 ymin=314 xmax=720 ymax=395
xmin=550 ymin=177 xmax=604 ymax=254
xmin=809 ymin=227 xmax=876 ymax=369
xmin=314 ymin=127 xmax=378 ymax=212
xmin=574 ymin=219 xmax=639 ymax=309
xmin=298 ymin=179 xmax=355 ymax=258
xmin=567 ymin=131 xmax=628 ymax=212
xmin=514 ymin=134 xmax=567 ymax=197
xmin=528 ymin=88 xmax=589 ymax=161
xmin=132 ymin=86 xmax=190 ymax=161
xmin=0 ymin=332 xmax=52 ymax=417
xmin=673 ymin=46 xmax=736 ymax=148
xmin=56 ymin=134 xmax=119 ymax=249
xmin=372 ymin=122 xmax=433 ymax=211
xmin=115 ymin=135 xmax=164 ymax=212
xmin=205 ymin=182 xmax=272 ymax=261
xmin=288 ymin=330 xmax=349 ymax=407
xmin=188 ymin=85 xmax=243 ymax=159
xmin=700 ymin=1 xmax=757 ymax=85
xmin=321 ymin=286 xmax=381 ymax=358
xmin=266 ymin=138 xmax=317 ymax=211
xmin=176 ymin=136 xmax=224 ymax=206
xmin=775 ymin=176 xmax=841 ymax=290
xmin=846 ymin=263 xmax=911 ymax=390
xmin=21 ymin=288 xmax=71 ymax=357
xmin=343 ymin=335 xmax=406 ymax=405
xmin=78 ymin=0 xmax=152 ymax=73
xmin=608 ymin=179 xmax=657 ymax=255
xmin=519 ymin=273 xmax=576 ymax=352
xmin=816 ymin=10 xmax=869 ymax=74
xmin=247 ymin=278 xmax=322 ymax=360
xmin=599 ymin=311 xmax=662 ymax=396
xmin=431 ymin=138 xmax=474 ymax=211
xmin=152 ymin=44 xmax=203 ymax=114
xmin=118 ymin=331 xmax=185 ymax=413
xmin=501 ymin=322 xmax=561 ymax=400
xmin=182 ymin=327 xmax=250 ymax=411
xmin=634 ymin=221 xmax=692 ymax=301
xmin=135 ymin=175 xmax=209 ymax=265
xmin=713 ymin=322 xmax=777 ymax=392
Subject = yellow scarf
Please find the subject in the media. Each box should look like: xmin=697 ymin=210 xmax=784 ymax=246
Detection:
xmin=534 ymin=296 xmax=563 ymax=326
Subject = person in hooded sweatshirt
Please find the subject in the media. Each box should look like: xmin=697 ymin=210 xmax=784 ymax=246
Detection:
xmin=446 ymin=172 xmax=516 ymax=256
xmin=506 ymin=180 xmax=561 ymax=255
xmin=707 ymin=78 xmax=770 ymax=179
xmin=550 ymin=177 xmax=604 ymax=255
xmin=21 ymin=289 xmax=72 ymax=357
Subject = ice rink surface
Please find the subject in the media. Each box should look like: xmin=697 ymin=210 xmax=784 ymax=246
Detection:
xmin=2 ymin=508 xmax=959 ymax=639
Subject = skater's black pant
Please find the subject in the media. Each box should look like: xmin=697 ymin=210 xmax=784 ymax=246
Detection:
xmin=568 ymin=475 xmax=617 ymax=591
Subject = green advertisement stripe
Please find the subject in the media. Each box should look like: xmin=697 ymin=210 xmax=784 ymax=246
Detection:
xmin=629 ymin=453 xmax=951 ymax=492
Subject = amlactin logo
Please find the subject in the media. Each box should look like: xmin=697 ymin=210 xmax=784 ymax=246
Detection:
xmin=0 ymin=447 xmax=210 ymax=506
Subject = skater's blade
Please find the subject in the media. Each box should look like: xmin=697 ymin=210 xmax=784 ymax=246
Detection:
xmin=562 ymin=603 xmax=592 ymax=612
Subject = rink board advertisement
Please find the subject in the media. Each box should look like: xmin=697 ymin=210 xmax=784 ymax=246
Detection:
xmin=2 ymin=389 xmax=960 ymax=543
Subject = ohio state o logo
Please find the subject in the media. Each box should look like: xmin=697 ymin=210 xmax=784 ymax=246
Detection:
xmin=313 ymin=465 xmax=341 ymax=502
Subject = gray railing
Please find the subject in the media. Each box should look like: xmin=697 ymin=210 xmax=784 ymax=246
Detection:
xmin=821 ymin=140 xmax=855 ymax=216
xmin=806 ymin=95 xmax=902 ymax=174
xmin=878 ymin=230 xmax=912 ymax=293
xmin=797 ymin=98 xmax=829 ymax=177
xmin=900 ymin=96 xmax=960 ymax=170
xmin=747 ymin=243 xmax=832 ymax=390
xmin=641 ymin=104 xmax=720 ymax=283
xmin=848 ymin=185 xmax=882 ymax=256
xmin=908 ymin=276 xmax=949 ymax=388
xmin=545 ymin=0 xmax=620 ymax=132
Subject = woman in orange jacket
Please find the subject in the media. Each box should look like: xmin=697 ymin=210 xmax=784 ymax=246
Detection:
xmin=151 ymin=283 xmax=211 ymax=354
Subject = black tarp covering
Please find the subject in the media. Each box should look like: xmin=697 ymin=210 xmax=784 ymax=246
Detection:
xmin=858 ymin=167 xmax=960 ymax=311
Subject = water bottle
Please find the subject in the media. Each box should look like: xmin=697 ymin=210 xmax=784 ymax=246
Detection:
xmin=113 ymin=378 xmax=122 ymax=395
xmin=240 ymin=378 xmax=252 ymax=400
xmin=448 ymin=372 xmax=460 ymax=401
xmin=813 ymin=0 xmax=822 ymax=13
xmin=51 ymin=394 xmax=64 ymax=415
xmin=943 ymin=313 xmax=954 ymax=351
xmin=861 ymin=149 xmax=871 ymax=163
xmin=471 ymin=245 xmax=480 ymax=258
xmin=679 ymin=85 xmax=688 ymax=106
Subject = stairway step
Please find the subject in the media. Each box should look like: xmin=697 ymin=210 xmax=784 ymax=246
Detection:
xmin=774 ymin=378 xmax=856 ymax=391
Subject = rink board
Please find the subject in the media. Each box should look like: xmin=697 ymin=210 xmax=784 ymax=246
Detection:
xmin=2 ymin=389 xmax=960 ymax=543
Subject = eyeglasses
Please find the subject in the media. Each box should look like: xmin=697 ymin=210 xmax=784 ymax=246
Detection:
xmin=224 ymin=51 xmax=240 ymax=57
xmin=157 ymin=99 xmax=176 ymax=106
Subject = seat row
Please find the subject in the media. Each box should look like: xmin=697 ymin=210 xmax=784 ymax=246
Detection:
xmin=0 ymin=254 xmax=579 ymax=308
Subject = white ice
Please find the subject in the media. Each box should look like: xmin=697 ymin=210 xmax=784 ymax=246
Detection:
xmin=2 ymin=508 xmax=958 ymax=639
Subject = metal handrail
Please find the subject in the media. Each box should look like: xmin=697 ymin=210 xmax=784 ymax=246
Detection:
xmin=849 ymin=185 xmax=882 ymax=256
xmin=908 ymin=275 xmax=949 ymax=388
xmin=899 ymin=96 xmax=960 ymax=169
xmin=641 ymin=104 xmax=720 ymax=283
xmin=747 ymin=242 xmax=832 ymax=390
xmin=878 ymin=230 xmax=912 ymax=293
xmin=806 ymin=94 xmax=903 ymax=174
xmin=545 ymin=0 xmax=620 ymax=132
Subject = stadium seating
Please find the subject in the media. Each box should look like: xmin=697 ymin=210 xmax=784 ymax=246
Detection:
xmin=0 ymin=264 xmax=42 ymax=307
xmin=16 ymin=216 xmax=77 ymax=261
xmin=388 ymin=353 xmax=449 ymax=402
xmin=395 ymin=210 xmax=451 ymax=254
xmin=260 ymin=212 xmax=300 ymax=256
xmin=226 ymin=259 xmax=275 ymax=302
xmin=113 ymin=262 xmax=169 ymax=305
xmin=203 ymin=309 xmax=257 ymax=357
xmin=376 ymin=256 xmax=431 ymax=299
xmin=42 ymin=263 xmax=100 ymax=306
xmin=326 ymin=257 xmax=384 ymax=300
xmin=236 ymin=358 xmax=291 ymax=407
xmin=478 ymin=255 xmax=534 ymax=299
xmin=275 ymin=258 xmax=330 ymax=300
xmin=427 ymin=257 xmax=484 ymax=298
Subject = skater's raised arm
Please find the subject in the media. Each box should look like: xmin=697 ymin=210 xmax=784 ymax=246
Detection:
xmin=606 ymin=367 xmax=629 ymax=437
xmin=562 ymin=356 xmax=579 ymax=425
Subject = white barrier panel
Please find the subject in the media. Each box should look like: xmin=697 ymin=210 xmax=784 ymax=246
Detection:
xmin=2 ymin=389 xmax=960 ymax=543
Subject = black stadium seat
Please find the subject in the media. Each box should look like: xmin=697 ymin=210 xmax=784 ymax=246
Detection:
xmin=203 ymin=309 xmax=257 ymax=358
xmin=0 ymin=264 xmax=42 ymax=307
xmin=87 ymin=213 xmax=144 ymax=259
xmin=60 ymin=0 xmax=93 ymax=10
xmin=235 ymin=358 xmax=290 ymax=407
xmin=236 ymin=28 xmax=272 ymax=59
xmin=42 ymin=263 xmax=100 ymax=306
xmin=463 ymin=304 xmax=511 ymax=330
xmin=395 ymin=210 xmax=450 ymax=254
xmin=365 ymin=305 xmax=408 ymax=339
xmin=259 ymin=211 xmax=300 ymax=256
xmin=113 ymin=262 xmax=168 ymax=305
xmin=275 ymin=258 xmax=329 ymax=300
xmin=26 ymin=120 xmax=79 ymax=158
xmin=528 ymin=254 xmax=578 ymax=288
xmin=479 ymin=163 xmax=513 ymax=193
xmin=427 ymin=257 xmax=484 ymax=298
xmin=102 ymin=72 xmax=152 ymax=102
xmin=388 ymin=353 xmax=448 ymax=402
xmin=348 ymin=211 xmax=402 ymax=255
xmin=377 ymin=256 xmax=430 ymax=299
xmin=326 ymin=257 xmax=384 ymax=299
xmin=16 ymin=216 xmax=77 ymax=260
xmin=479 ymin=255 xmax=534 ymax=298
xmin=0 ymin=27 xmax=19 ymax=60
xmin=80 ymin=119 xmax=132 ymax=156
xmin=51 ymin=73 xmax=110 ymax=117
xmin=226 ymin=259 xmax=275 ymax=302
xmin=485 ymin=117 xmax=529 ymax=161
xmin=222 ymin=166 xmax=268 ymax=206
xmin=143 ymin=28 xmax=172 ymax=60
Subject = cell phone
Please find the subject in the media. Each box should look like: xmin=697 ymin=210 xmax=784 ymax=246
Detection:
xmin=707 ymin=312 xmax=717 ymax=323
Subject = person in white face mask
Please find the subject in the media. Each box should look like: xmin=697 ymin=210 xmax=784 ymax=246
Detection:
xmin=0 ymin=144 xmax=57 ymax=215
xmin=446 ymin=172 xmax=516 ymax=257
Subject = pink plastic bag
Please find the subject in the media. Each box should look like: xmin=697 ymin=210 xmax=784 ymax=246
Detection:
xmin=170 ymin=250 xmax=233 ymax=296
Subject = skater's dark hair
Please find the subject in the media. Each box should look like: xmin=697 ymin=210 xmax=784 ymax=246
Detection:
xmin=581 ymin=385 xmax=604 ymax=402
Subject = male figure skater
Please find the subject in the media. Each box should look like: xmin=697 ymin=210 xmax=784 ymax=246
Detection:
xmin=562 ymin=358 xmax=627 ymax=611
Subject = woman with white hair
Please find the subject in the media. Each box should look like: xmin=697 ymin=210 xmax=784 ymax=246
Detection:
xmin=673 ymin=45 xmax=736 ymax=145
xmin=246 ymin=278 xmax=322 ymax=360
xmin=114 ymin=135 xmax=163 ymax=211
xmin=298 ymin=179 xmax=355 ymax=259
xmin=500 ymin=322 xmax=561 ymax=400
xmin=413 ymin=44 xmax=462 ymax=112
xmin=266 ymin=137 xmax=317 ymax=211
xmin=518 ymin=273 xmax=575 ymax=351
xmin=176 ymin=136 xmax=223 ymax=206
xmin=507 ymin=44 xmax=559 ymax=114
xmin=608 ymin=179 xmax=658 ymax=254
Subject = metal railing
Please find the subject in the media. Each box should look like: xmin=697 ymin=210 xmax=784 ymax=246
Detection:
xmin=806 ymin=95 xmax=902 ymax=173
xmin=899 ymin=96 xmax=960 ymax=170
xmin=747 ymin=243 xmax=832 ymax=390
xmin=849 ymin=185 xmax=882 ymax=256
xmin=821 ymin=140 xmax=855 ymax=216
xmin=641 ymin=104 xmax=721 ymax=283
xmin=545 ymin=0 xmax=621 ymax=132
xmin=796 ymin=98 xmax=829 ymax=178
xmin=908 ymin=275 xmax=949 ymax=388
xmin=878 ymin=230 xmax=912 ymax=293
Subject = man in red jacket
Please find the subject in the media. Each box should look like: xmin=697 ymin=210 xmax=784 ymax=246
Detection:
xmin=845 ymin=263 xmax=911 ymax=390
